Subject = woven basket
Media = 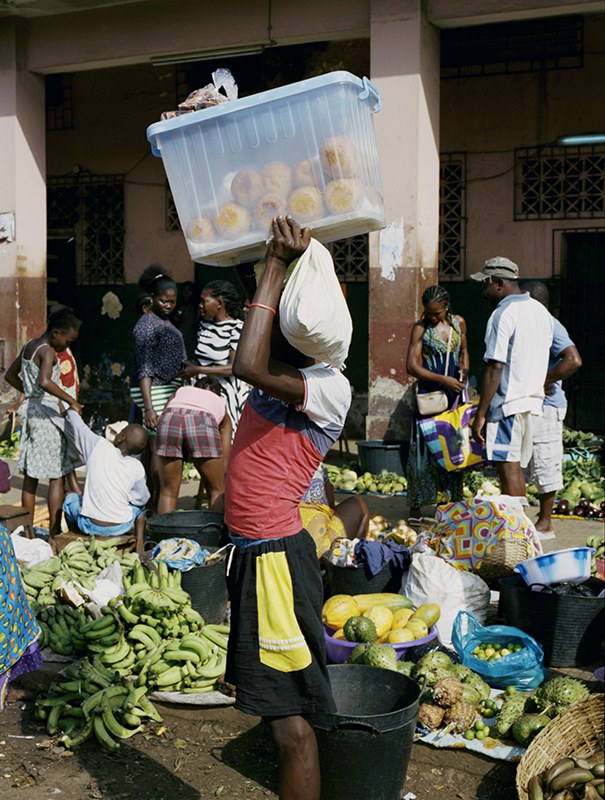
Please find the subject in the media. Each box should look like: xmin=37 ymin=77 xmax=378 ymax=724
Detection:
xmin=516 ymin=693 xmax=605 ymax=800
xmin=477 ymin=538 xmax=531 ymax=581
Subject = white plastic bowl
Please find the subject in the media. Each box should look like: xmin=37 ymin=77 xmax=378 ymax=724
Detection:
xmin=514 ymin=547 xmax=596 ymax=588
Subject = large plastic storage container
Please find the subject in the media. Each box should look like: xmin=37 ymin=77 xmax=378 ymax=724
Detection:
xmin=147 ymin=71 xmax=385 ymax=266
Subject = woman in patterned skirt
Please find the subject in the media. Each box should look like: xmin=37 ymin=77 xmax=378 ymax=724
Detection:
xmin=406 ymin=285 xmax=469 ymax=517
xmin=5 ymin=309 xmax=83 ymax=538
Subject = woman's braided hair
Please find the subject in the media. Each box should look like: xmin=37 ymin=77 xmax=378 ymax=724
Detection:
xmin=203 ymin=280 xmax=244 ymax=320
xmin=421 ymin=285 xmax=452 ymax=320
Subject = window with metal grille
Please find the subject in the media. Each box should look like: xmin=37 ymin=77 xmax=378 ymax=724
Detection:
xmin=332 ymin=235 xmax=368 ymax=282
xmin=166 ymin=185 xmax=181 ymax=231
xmin=439 ymin=153 xmax=466 ymax=280
xmin=46 ymin=74 xmax=74 ymax=131
xmin=515 ymin=145 xmax=605 ymax=220
xmin=441 ymin=15 xmax=582 ymax=79
xmin=47 ymin=174 xmax=125 ymax=284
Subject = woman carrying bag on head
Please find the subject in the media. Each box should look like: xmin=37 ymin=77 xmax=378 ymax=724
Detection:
xmin=406 ymin=285 xmax=469 ymax=518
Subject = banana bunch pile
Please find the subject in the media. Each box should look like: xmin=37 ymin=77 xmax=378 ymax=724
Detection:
xmin=19 ymin=537 xmax=140 ymax=610
xmin=136 ymin=624 xmax=229 ymax=694
xmin=34 ymin=656 xmax=162 ymax=752
xmin=37 ymin=605 xmax=90 ymax=656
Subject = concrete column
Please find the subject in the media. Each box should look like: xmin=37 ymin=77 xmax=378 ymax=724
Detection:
xmin=0 ymin=19 xmax=47 ymax=398
xmin=367 ymin=0 xmax=440 ymax=439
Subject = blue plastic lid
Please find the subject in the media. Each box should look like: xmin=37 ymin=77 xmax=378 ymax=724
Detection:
xmin=147 ymin=70 xmax=381 ymax=156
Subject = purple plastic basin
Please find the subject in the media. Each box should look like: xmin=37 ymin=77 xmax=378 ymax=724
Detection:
xmin=324 ymin=624 xmax=438 ymax=664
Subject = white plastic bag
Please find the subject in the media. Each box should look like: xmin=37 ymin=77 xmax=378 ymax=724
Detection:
xmin=279 ymin=238 xmax=352 ymax=367
xmin=11 ymin=530 xmax=54 ymax=567
xmin=400 ymin=553 xmax=491 ymax=648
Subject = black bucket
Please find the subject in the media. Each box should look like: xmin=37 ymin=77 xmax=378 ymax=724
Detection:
xmin=323 ymin=560 xmax=404 ymax=596
xmin=310 ymin=664 xmax=420 ymax=800
xmin=498 ymin=574 xmax=605 ymax=667
xmin=146 ymin=510 xmax=225 ymax=548
xmin=355 ymin=440 xmax=408 ymax=475
xmin=180 ymin=546 xmax=229 ymax=625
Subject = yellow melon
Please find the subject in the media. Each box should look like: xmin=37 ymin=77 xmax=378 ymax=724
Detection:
xmin=390 ymin=608 xmax=415 ymax=630
xmin=387 ymin=628 xmax=416 ymax=644
xmin=404 ymin=619 xmax=429 ymax=640
xmin=322 ymin=595 xmax=360 ymax=631
xmin=363 ymin=605 xmax=393 ymax=639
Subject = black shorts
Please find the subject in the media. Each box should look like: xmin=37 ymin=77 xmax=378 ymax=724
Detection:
xmin=225 ymin=529 xmax=336 ymax=718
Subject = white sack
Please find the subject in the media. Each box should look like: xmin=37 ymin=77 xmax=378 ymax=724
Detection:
xmin=279 ymin=238 xmax=352 ymax=367
xmin=400 ymin=552 xmax=491 ymax=649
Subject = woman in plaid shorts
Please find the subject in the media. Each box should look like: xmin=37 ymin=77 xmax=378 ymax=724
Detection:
xmin=155 ymin=377 xmax=232 ymax=514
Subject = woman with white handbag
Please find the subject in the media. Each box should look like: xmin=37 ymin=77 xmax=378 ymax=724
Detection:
xmin=406 ymin=285 xmax=469 ymax=517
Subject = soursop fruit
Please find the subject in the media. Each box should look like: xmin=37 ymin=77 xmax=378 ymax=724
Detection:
xmin=494 ymin=692 xmax=531 ymax=737
xmin=533 ymin=677 xmax=589 ymax=717
xmin=415 ymin=651 xmax=454 ymax=672
xmin=460 ymin=684 xmax=483 ymax=709
xmin=511 ymin=713 xmax=550 ymax=746
xmin=343 ymin=616 xmax=378 ymax=643
xmin=397 ymin=660 xmax=415 ymax=677
xmin=364 ymin=643 xmax=399 ymax=671
xmin=347 ymin=643 xmax=370 ymax=664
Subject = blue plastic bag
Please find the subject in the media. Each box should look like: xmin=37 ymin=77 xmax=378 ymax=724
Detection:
xmin=452 ymin=610 xmax=546 ymax=690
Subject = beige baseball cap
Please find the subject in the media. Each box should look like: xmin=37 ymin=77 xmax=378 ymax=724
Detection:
xmin=470 ymin=256 xmax=519 ymax=281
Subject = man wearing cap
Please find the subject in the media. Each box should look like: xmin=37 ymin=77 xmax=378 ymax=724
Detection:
xmin=470 ymin=257 xmax=553 ymax=498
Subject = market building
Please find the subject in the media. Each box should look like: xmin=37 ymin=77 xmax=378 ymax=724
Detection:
xmin=0 ymin=0 xmax=603 ymax=436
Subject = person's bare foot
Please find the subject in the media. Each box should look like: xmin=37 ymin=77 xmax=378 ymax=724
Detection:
xmin=535 ymin=520 xmax=556 ymax=540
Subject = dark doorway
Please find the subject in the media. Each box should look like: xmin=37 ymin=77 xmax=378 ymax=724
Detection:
xmin=560 ymin=230 xmax=605 ymax=433
xmin=47 ymin=237 xmax=77 ymax=314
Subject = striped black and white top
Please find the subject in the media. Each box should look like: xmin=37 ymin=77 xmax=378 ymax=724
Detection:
xmin=194 ymin=318 xmax=251 ymax=432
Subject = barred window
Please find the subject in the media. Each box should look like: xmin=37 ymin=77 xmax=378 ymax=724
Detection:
xmin=332 ymin=234 xmax=368 ymax=282
xmin=47 ymin=174 xmax=125 ymax=284
xmin=515 ymin=145 xmax=605 ymax=220
xmin=46 ymin=74 xmax=74 ymax=132
xmin=439 ymin=153 xmax=466 ymax=280
xmin=166 ymin=184 xmax=181 ymax=231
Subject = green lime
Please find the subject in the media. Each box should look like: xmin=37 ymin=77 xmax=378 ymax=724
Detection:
xmin=483 ymin=708 xmax=496 ymax=718
xmin=473 ymin=720 xmax=485 ymax=731
xmin=504 ymin=685 xmax=517 ymax=695
xmin=484 ymin=699 xmax=497 ymax=709
xmin=475 ymin=729 xmax=488 ymax=740
xmin=464 ymin=730 xmax=475 ymax=740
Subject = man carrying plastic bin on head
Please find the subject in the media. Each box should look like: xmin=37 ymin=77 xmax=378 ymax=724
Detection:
xmin=225 ymin=216 xmax=352 ymax=800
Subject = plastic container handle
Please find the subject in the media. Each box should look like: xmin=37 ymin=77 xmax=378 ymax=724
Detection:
xmin=359 ymin=77 xmax=381 ymax=113
xmin=197 ymin=522 xmax=224 ymax=534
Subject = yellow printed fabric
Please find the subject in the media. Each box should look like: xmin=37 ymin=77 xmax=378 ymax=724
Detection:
xmin=299 ymin=502 xmax=346 ymax=558
xmin=256 ymin=551 xmax=312 ymax=673
xmin=428 ymin=498 xmax=542 ymax=572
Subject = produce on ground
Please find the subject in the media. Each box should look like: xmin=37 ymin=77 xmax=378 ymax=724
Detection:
xmin=555 ymin=458 xmax=604 ymax=518
xmin=367 ymin=514 xmax=418 ymax=546
xmin=587 ymin=535 xmax=605 ymax=576
xmin=19 ymin=536 xmax=140 ymax=617
xmin=325 ymin=463 xmax=407 ymax=495
xmin=525 ymin=750 xmax=604 ymax=800
xmin=20 ymin=544 xmax=231 ymax=753
xmin=0 ymin=429 xmax=20 ymax=458
xmin=562 ymin=425 xmax=603 ymax=450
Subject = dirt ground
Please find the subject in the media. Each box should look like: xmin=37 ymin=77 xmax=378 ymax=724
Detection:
xmin=0 ymin=676 xmax=519 ymax=800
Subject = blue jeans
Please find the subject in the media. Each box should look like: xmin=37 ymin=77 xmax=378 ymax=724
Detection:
xmin=62 ymin=492 xmax=144 ymax=536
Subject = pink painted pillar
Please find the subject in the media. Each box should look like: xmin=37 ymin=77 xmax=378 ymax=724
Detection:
xmin=0 ymin=19 xmax=47 ymax=395
xmin=367 ymin=0 xmax=440 ymax=440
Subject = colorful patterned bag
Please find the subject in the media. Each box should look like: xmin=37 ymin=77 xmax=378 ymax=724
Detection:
xmin=426 ymin=497 xmax=542 ymax=574
xmin=418 ymin=390 xmax=485 ymax=472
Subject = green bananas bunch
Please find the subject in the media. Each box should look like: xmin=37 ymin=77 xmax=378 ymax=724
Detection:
xmin=33 ymin=656 xmax=162 ymax=752
xmin=20 ymin=556 xmax=61 ymax=606
xmin=135 ymin=624 xmax=230 ymax=694
xmin=37 ymin=604 xmax=90 ymax=655
xmin=125 ymin=559 xmax=192 ymax=618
